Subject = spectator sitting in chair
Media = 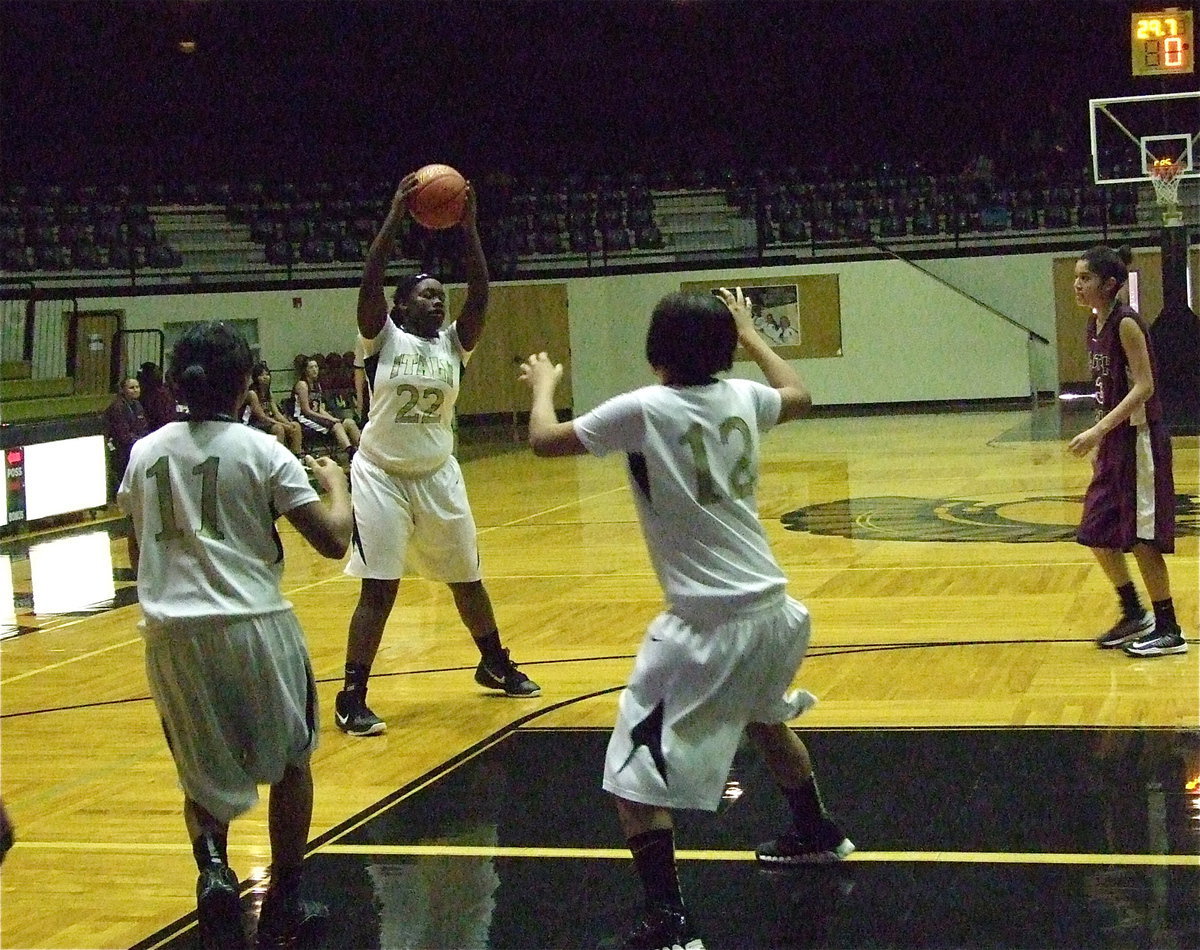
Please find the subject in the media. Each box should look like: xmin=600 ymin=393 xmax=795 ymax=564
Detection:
xmin=292 ymin=356 xmax=360 ymax=457
xmin=243 ymin=360 xmax=303 ymax=455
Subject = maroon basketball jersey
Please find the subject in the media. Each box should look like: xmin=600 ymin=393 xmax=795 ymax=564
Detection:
xmin=1079 ymin=301 xmax=1175 ymax=553
xmin=1087 ymin=302 xmax=1163 ymax=424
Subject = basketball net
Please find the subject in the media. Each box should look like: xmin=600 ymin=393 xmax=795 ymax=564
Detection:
xmin=1149 ymin=160 xmax=1185 ymax=226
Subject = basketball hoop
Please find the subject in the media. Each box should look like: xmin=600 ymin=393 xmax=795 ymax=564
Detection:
xmin=1149 ymin=160 xmax=1185 ymax=223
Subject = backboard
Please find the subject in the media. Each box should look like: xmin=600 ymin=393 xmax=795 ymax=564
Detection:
xmin=1089 ymin=90 xmax=1200 ymax=184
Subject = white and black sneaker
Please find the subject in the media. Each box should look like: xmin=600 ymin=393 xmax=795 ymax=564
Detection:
xmin=334 ymin=689 xmax=386 ymax=736
xmin=1095 ymin=612 xmax=1154 ymax=648
xmin=474 ymin=649 xmax=541 ymax=697
xmin=1123 ymin=627 xmax=1188 ymax=657
xmin=756 ymin=816 xmax=855 ymax=866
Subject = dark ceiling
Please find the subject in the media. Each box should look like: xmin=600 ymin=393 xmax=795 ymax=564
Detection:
xmin=0 ymin=0 xmax=1168 ymax=184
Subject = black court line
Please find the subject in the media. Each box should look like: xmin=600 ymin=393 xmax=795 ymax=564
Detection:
xmin=5 ymin=636 xmax=1191 ymax=721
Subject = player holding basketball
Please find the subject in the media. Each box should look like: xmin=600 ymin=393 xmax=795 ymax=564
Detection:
xmin=335 ymin=173 xmax=539 ymax=738
xmin=519 ymin=288 xmax=853 ymax=950
xmin=118 ymin=322 xmax=352 ymax=949
xmin=1070 ymin=245 xmax=1187 ymax=656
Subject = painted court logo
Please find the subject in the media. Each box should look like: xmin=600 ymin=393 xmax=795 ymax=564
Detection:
xmin=781 ymin=494 xmax=1200 ymax=543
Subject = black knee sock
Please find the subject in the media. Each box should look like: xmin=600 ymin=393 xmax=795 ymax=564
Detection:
xmin=192 ymin=829 xmax=229 ymax=870
xmin=1116 ymin=582 xmax=1143 ymax=620
xmin=474 ymin=630 xmax=506 ymax=667
xmin=1152 ymin=598 xmax=1177 ymax=633
xmin=628 ymin=828 xmax=682 ymax=911
xmin=343 ymin=662 xmax=370 ymax=693
xmin=783 ymin=774 xmax=827 ymax=831
xmin=268 ymin=863 xmax=302 ymax=898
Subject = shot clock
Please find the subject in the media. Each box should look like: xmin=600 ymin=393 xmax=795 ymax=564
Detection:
xmin=1131 ymin=8 xmax=1194 ymax=76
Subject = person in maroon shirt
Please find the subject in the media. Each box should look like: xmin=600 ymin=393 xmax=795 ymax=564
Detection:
xmin=1068 ymin=245 xmax=1186 ymax=657
xmin=137 ymin=361 xmax=178 ymax=430
xmin=104 ymin=375 xmax=150 ymax=493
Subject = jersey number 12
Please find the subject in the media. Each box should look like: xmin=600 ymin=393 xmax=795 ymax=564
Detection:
xmin=679 ymin=418 xmax=755 ymax=506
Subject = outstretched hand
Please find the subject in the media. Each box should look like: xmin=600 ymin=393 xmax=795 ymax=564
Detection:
xmin=714 ymin=286 xmax=755 ymax=337
xmin=519 ymin=352 xmax=563 ymax=393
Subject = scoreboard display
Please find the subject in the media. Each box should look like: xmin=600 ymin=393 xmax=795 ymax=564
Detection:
xmin=1 ymin=437 xmax=106 ymax=527
xmin=3 ymin=446 xmax=24 ymax=526
xmin=1132 ymin=9 xmax=1195 ymax=75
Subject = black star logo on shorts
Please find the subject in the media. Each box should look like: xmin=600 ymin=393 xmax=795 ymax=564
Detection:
xmin=620 ymin=700 xmax=668 ymax=785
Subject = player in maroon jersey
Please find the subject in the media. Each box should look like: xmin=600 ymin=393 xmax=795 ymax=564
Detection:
xmin=1069 ymin=245 xmax=1186 ymax=657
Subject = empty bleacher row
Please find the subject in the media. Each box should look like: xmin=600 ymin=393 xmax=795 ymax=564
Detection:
xmin=723 ymin=162 xmax=1146 ymax=246
xmin=221 ymin=172 xmax=666 ymax=277
xmin=0 ymin=163 xmax=1159 ymax=281
xmin=0 ymin=183 xmax=183 ymax=273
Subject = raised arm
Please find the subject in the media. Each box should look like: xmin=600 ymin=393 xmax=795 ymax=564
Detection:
xmin=519 ymin=352 xmax=587 ymax=457
xmin=359 ymin=175 xmax=418 ymax=339
xmin=715 ymin=287 xmax=812 ymax=423
xmin=353 ymin=362 xmax=369 ymax=421
xmin=453 ymin=185 xmax=490 ymax=351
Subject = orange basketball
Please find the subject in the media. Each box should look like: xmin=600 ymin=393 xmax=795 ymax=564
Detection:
xmin=408 ymin=163 xmax=468 ymax=229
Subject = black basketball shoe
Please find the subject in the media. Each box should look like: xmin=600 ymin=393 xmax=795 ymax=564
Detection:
xmin=620 ymin=903 xmax=705 ymax=950
xmin=474 ymin=648 xmax=541 ymax=697
xmin=196 ymin=863 xmax=248 ymax=950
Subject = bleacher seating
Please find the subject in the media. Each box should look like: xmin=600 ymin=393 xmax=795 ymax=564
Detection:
xmin=0 ymin=154 xmax=1174 ymax=285
xmin=0 ymin=181 xmax=184 ymax=274
xmin=0 ymin=361 xmax=110 ymax=424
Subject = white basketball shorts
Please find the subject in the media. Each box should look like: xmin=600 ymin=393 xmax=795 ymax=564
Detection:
xmin=602 ymin=595 xmax=815 ymax=812
xmin=345 ymin=452 xmax=482 ymax=583
xmin=143 ymin=609 xmax=318 ymax=824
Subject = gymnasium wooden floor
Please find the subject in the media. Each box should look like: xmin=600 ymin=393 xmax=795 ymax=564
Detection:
xmin=1 ymin=405 xmax=1197 ymax=949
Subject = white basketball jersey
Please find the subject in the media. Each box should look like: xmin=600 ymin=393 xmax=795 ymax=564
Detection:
xmin=117 ymin=420 xmax=318 ymax=625
xmin=357 ymin=319 xmax=470 ymax=476
xmin=573 ymin=379 xmax=787 ymax=624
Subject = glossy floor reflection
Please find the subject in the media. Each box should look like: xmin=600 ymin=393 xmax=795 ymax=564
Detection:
xmin=138 ymin=727 xmax=1200 ymax=950
xmin=0 ymin=516 xmax=136 ymax=639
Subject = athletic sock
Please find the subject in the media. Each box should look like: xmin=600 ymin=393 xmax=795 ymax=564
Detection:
xmin=1117 ymin=582 xmax=1143 ymax=620
xmin=267 ymin=863 xmax=302 ymax=899
xmin=192 ymin=829 xmax=229 ymax=870
xmin=628 ymin=828 xmax=683 ymax=910
xmin=474 ymin=630 xmax=507 ymax=668
xmin=782 ymin=774 xmax=827 ymax=832
xmin=1152 ymin=598 xmax=1178 ymax=633
xmin=342 ymin=662 xmax=370 ymax=693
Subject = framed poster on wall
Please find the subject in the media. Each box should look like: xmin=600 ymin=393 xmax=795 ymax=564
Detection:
xmin=680 ymin=274 xmax=842 ymax=359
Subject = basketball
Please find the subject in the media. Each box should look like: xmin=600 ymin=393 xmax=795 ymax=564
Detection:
xmin=408 ymin=163 xmax=468 ymax=229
